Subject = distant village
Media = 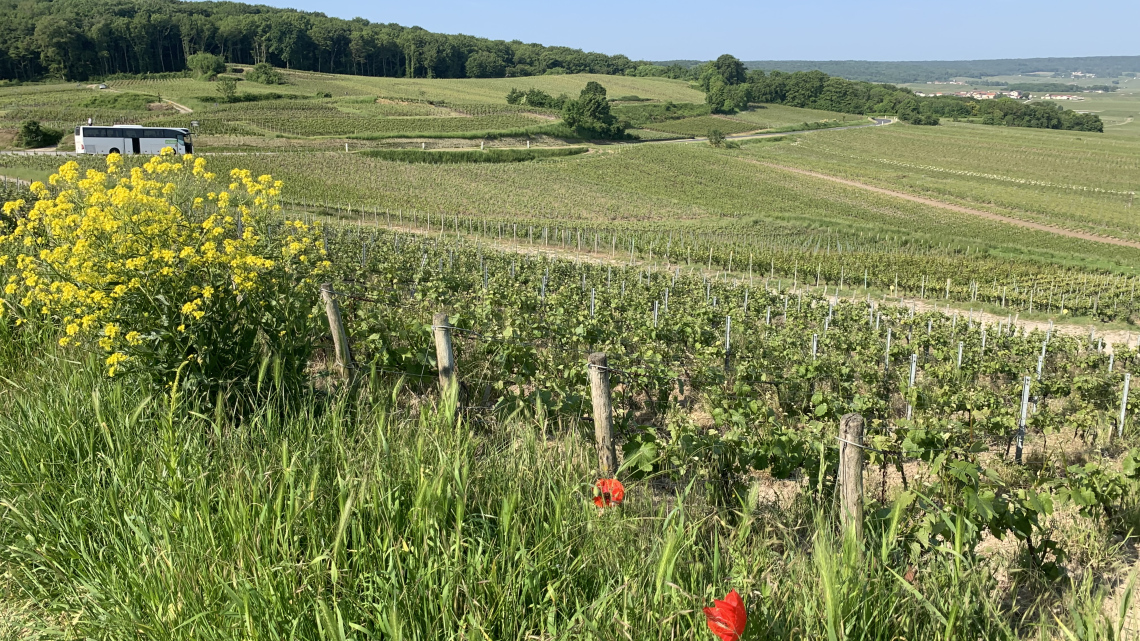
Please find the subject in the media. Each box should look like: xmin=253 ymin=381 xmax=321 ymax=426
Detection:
xmin=914 ymin=71 xmax=1106 ymax=101
xmin=913 ymin=89 xmax=1086 ymax=100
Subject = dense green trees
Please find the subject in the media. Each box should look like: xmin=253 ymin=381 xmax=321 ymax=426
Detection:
xmin=0 ymin=0 xmax=644 ymax=81
xmin=561 ymin=83 xmax=625 ymax=138
xmin=979 ymin=100 xmax=1104 ymax=132
xmin=699 ymin=54 xmax=749 ymax=114
xmin=464 ymin=51 xmax=505 ymax=78
xmin=693 ymin=57 xmax=1104 ymax=133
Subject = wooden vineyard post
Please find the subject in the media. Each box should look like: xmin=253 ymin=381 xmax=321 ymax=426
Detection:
xmin=838 ymin=413 xmax=865 ymax=542
xmin=1015 ymin=376 xmax=1030 ymax=464
xmin=588 ymin=352 xmax=617 ymax=477
xmin=320 ymin=283 xmax=353 ymax=381
xmin=1118 ymin=373 xmax=1131 ymax=441
xmin=433 ymin=312 xmax=457 ymax=392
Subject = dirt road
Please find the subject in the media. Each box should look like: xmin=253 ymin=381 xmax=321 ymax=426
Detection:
xmin=744 ymin=159 xmax=1140 ymax=250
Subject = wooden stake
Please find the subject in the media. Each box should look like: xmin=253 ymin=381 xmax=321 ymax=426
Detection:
xmin=839 ymin=413 xmax=864 ymax=541
xmin=1016 ymin=376 xmax=1030 ymax=464
xmin=588 ymin=352 xmax=617 ymax=477
xmin=321 ymin=283 xmax=353 ymax=381
xmin=1119 ymin=373 xmax=1131 ymax=440
xmin=433 ymin=312 xmax=456 ymax=392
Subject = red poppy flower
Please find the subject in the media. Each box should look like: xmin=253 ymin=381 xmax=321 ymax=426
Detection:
xmin=593 ymin=478 xmax=624 ymax=508
xmin=704 ymin=589 xmax=747 ymax=641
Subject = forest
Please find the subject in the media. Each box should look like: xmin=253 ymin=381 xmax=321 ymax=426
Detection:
xmin=0 ymin=0 xmax=644 ymax=81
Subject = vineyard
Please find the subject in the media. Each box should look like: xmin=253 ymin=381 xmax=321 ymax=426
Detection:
xmin=1 ymin=152 xmax=1139 ymax=638
xmin=741 ymin=121 xmax=1140 ymax=242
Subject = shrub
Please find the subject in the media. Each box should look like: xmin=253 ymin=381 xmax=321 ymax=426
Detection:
xmin=0 ymin=150 xmax=330 ymax=400
xmin=14 ymin=120 xmax=63 ymax=148
xmin=246 ymin=62 xmax=285 ymax=85
xmin=216 ymin=76 xmax=238 ymax=102
xmin=187 ymin=52 xmax=226 ymax=80
xmin=707 ymin=128 xmax=725 ymax=147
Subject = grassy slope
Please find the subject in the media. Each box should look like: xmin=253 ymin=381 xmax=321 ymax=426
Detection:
xmin=642 ymin=115 xmax=758 ymax=136
xmin=738 ymin=118 xmax=1140 ymax=242
xmin=108 ymin=71 xmax=705 ymax=108
xmin=731 ymin=103 xmax=866 ymax=128
xmin=0 ymin=72 xmax=703 ymax=139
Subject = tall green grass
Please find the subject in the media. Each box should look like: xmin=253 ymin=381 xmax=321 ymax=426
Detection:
xmin=0 ymin=323 xmax=1131 ymax=639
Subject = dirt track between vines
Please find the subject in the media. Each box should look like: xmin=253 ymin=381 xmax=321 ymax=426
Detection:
xmin=741 ymin=159 xmax=1140 ymax=250
xmin=360 ymin=220 xmax=1137 ymax=354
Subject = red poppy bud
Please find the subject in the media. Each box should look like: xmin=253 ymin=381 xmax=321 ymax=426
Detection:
xmin=704 ymin=589 xmax=746 ymax=641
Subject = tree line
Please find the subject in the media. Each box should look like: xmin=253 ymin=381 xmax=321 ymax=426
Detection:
xmin=0 ymin=0 xmax=645 ymax=81
xmin=697 ymin=55 xmax=1103 ymax=132
xmin=730 ymin=56 xmax=1140 ymax=84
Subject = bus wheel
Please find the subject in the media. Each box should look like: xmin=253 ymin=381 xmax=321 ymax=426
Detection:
xmin=109 ymin=148 xmax=120 ymax=155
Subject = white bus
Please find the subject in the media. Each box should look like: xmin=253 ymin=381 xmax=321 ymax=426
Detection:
xmin=74 ymin=125 xmax=193 ymax=155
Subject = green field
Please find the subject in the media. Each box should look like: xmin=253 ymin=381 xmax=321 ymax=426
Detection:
xmin=0 ymin=72 xmax=707 ymax=146
xmin=735 ymin=119 xmax=1140 ymax=239
xmin=730 ymin=103 xmax=867 ymax=129
xmin=639 ymin=114 xmax=759 ymax=136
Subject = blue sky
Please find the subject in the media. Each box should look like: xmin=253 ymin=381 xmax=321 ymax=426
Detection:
xmin=259 ymin=0 xmax=1138 ymax=61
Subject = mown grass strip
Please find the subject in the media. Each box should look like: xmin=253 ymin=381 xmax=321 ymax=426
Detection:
xmin=346 ymin=123 xmax=570 ymax=141
xmin=357 ymin=147 xmax=588 ymax=164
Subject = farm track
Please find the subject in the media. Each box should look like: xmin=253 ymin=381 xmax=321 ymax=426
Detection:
xmin=740 ymin=158 xmax=1140 ymax=250
xmin=341 ymin=219 xmax=1136 ymax=353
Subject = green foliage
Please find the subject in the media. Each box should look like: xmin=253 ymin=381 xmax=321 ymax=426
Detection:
xmin=899 ymin=110 xmax=940 ymax=126
xmin=245 ymin=62 xmax=285 ymax=85
xmin=979 ymin=99 xmax=1104 ymax=132
xmin=700 ymin=67 xmax=1101 ymax=132
xmin=465 ymin=51 xmax=506 ymax=78
xmin=712 ymin=54 xmax=747 ymax=85
xmin=707 ymin=128 xmax=725 ymax=147
xmin=358 ymin=147 xmax=588 ymax=164
xmin=505 ymin=87 xmax=567 ymax=109
xmin=705 ymin=76 xmax=750 ymax=114
xmin=561 ymin=83 xmax=625 ymax=138
xmin=14 ymin=119 xmax=62 ymax=148
xmin=215 ymin=76 xmax=237 ymax=102
xmin=0 ymin=0 xmax=646 ymax=82
xmin=581 ymin=81 xmax=607 ymax=97
xmin=187 ymin=52 xmax=226 ymax=80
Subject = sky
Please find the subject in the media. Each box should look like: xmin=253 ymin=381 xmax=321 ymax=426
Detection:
xmin=258 ymin=0 xmax=1139 ymax=62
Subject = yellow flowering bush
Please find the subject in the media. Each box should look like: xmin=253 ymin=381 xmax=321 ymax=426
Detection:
xmin=0 ymin=149 xmax=330 ymax=397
